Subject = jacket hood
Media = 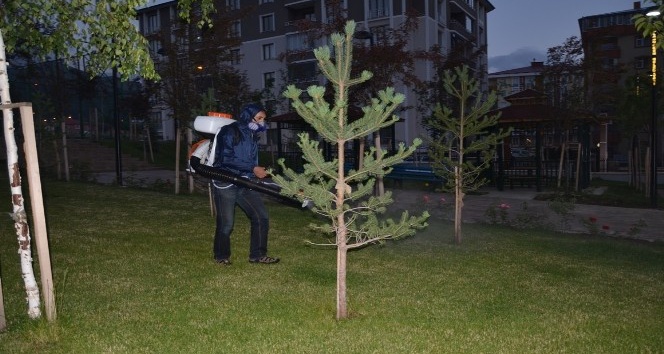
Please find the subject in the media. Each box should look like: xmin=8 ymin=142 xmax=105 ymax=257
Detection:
xmin=238 ymin=104 xmax=265 ymax=125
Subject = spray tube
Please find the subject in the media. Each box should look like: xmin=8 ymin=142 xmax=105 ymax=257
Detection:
xmin=190 ymin=157 xmax=311 ymax=209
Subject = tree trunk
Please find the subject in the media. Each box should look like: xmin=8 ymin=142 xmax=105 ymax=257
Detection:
xmin=336 ymin=137 xmax=348 ymax=320
xmin=336 ymin=241 xmax=348 ymax=320
xmin=187 ymin=128 xmax=194 ymax=193
xmin=53 ymin=139 xmax=62 ymax=180
xmin=374 ymin=132 xmax=384 ymax=196
xmin=0 ymin=30 xmax=41 ymax=319
xmin=61 ymin=121 xmax=69 ymax=181
xmin=454 ymin=166 xmax=463 ymax=245
xmin=175 ymin=126 xmax=181 ymax=194
xmin=0 ymin=277 xmax=6 ymax=331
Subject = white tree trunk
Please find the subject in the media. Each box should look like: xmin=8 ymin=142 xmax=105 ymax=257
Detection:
xmin=0 ymin=30 xmax=42 ymax=319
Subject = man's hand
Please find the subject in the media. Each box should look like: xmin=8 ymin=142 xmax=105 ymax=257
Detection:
xmin=253 ymin=166 xmax=269 ymax=179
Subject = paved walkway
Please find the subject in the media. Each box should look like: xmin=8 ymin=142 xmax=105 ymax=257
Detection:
xmin=92 ymin=169 xmax=183 ymax=186
xmin=92 ymin=169 xmax=664 ymax=243
xmin=390 ymin=188 xmax=664 ymax=243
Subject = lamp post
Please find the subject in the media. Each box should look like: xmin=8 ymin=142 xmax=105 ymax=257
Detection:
xmin=112 ymin=65 xmax=123 ymax=186
xmin=647 ymin=10 xmax=660 ymax=208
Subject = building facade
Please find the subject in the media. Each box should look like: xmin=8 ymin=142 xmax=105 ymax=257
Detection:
xmin=136 ymin=0 xmax=494 ymax=144
xmin=488 ymin=61 xmax=547 ymax=109
xmin=579 ymin=1 xmax=660 ymax=170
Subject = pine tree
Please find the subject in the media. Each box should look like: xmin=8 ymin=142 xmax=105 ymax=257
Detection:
xmin=272 ymin=21 xmax=429 ymax=320
xmin=427 ymin=66 xmax=511 ymax=245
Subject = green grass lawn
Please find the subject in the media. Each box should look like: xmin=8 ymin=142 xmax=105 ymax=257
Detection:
xmin=0 ymin=180 xmax=662 ymax=353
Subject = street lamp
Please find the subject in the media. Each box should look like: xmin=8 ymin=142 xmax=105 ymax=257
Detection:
xmin=647 ymin=10 xmax=660 ymax=208
xmin=112 ymin=65 xmax=123 ymax=186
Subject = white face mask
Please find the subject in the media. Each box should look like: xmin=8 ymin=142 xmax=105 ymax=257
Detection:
xmin=248 ymin=121 xmax=267 ymax=132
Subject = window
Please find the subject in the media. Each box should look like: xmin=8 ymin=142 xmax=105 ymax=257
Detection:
xmin=287 ymin=33 xmax=313 ymax=51
xmin=635 ymin=57 xmax=646 ymax=70
xmin=263 ymin=72 xmax=276 ymax=88
xmin=325 ymin=2 xmax=343 ymax=24
xmin=601 ymin=58 xmax=618 ymax=69
xmin=635 ymin=36 xmax=648 ymax=48
xmin=288 ymin=62 xmax=317 ymax=83
xmin=511 ymin=77 xmax=522 ymax=93
xmin=261 ymin=14 xmax=275 ymax=32
xmin=368 ymin=0 xmax=389 ymax=18
xmin=230 ymin=49 xmax=241 ymax=65
xmin=147 ymin=14 xmax=159 ymax=34
xmin=226 ymin=0 xmax=240 ymax=10
xmin=149 ymin=40 xmax=161 ymax=54
xmin=437 ymin=0 xmax=445 ymax=22
xmin=262 ymin=43 xmax=275 ymax=60
xmin=260 ymin=0 xmax=273 ymax=3
xmin=230 ymin=21 xmax=241 ymax=38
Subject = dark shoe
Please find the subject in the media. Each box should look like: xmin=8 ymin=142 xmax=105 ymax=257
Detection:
xmin=249 ymin=256 xmax=280 ymax=264
xmin=215 ymin=258 xmax=231 ymax=265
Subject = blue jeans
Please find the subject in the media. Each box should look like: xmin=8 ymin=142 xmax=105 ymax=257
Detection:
xmin=212 ymin=181 xmax=270 ymax=260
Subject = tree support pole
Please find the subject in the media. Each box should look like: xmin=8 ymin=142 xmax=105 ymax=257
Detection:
xmin=11 ymin=103 xmax=56 ymax=322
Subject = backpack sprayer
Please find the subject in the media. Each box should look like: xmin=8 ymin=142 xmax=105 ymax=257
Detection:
xmin=189 ymin=113 xmax=311 ymax=209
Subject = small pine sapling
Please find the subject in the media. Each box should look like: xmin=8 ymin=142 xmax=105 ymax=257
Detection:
xmin=272 ymin=21 xmax=429 ymax=320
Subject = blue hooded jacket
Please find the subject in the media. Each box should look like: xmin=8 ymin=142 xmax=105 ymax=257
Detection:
xmin=212 ymin=104 xmax=264 ymax=178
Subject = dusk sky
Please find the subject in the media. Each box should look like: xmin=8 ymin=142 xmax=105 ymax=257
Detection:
xmin=487 ymin=0 xmax=651 ymax=73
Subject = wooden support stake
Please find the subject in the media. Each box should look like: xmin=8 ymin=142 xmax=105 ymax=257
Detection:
xmin=19 ymin=104 xmax=56 ymax=322
xmin=557 ymin=142 xmax=565 ymax=187
xmin=575 ymin=143 xmax=582 ymax=191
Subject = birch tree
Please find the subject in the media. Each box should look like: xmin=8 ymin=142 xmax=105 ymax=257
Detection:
xmin=0 ymin=0 xmax=176 ymax=320
xmin=273 ymin=21 xmax=429 ymax=320
xmin=427 ymin=66 xmax=511 ymax=245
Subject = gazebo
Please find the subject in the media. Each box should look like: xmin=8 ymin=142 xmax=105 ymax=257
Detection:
xmin=268 ymin=107 xmax=399 ymax=171
xmin=492 ymin=89 xmax=600 ymax=191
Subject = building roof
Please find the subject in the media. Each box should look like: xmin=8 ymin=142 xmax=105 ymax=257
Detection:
xmin=578 ymin=1 xmax=653 ymax=21
xmin=489 ymin=61 xmax=546 ymax=76
xmin=504 ymin=88 xmax=547 ymax=101
xmin=494 ymin=103 xmax=554 ymax=124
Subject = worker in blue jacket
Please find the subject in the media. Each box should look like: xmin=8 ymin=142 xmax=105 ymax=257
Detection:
xmin=210 ymin=103 xmax=279 ymax=265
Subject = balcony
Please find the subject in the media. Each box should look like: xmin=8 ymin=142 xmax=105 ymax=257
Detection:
xmin=368 ymin=8 xmax=389 ymax=19
xmin=449 ymin=0 xmax=475 ymax=16
xmin=448 ymin=19 xmax=473 ymax=39
xmin=284 ymin=17 xmax=317 ymax=28
xmin=285 ymin=0 xmax=314 ymax=7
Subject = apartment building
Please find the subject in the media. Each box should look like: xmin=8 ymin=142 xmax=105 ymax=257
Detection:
xmin=135 ymin=0 xmax=494 ymax=143
xmin=488 ymin=60 xmax=547 ymax=109
xmin=579 ymin=1 xmax=659 ymax=169
xmin=579 ymin=1 xmax=654 ymax=114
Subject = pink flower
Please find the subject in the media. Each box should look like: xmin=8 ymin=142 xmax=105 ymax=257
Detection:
xmin=439 ymin=196 xmax=446 ymax=203
xmin=589 ymin=216 xmax=597 ymax=223
xmin=602 ymin=225 xmax=610 ymax=230
xmin=498 ymin=203 xmax=511 ymax=210
xmin=423 ymin=195 xmax=430 ymax=203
